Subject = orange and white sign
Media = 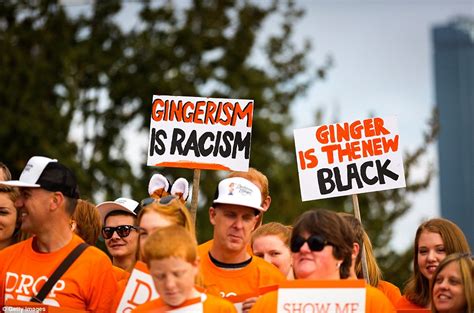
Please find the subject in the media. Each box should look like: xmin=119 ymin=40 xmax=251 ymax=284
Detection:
xmin=116 ymin=261 xmax=159 ymax=312
xmin=277 ymin=280 xmax=366 ymax=313
xmin=294 ymin=116 xmax=405 ymax=201
xmin=148 ymin=95 xmax=254 ymax=171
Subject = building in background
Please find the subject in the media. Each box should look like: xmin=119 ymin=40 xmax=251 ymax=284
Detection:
xmin=433 ymin=17 xmax=474 ymax=250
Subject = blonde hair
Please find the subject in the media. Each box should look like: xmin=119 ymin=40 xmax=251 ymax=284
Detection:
xmin=339 ymin=213 xmax=382 ymax=287
xmin=430 ymin=253 xmax=473 ymax=313
xmin=0 ymin=162 xmax=12 ymax=181
xmin=143 ymin=225 xmax=197 ymax=264
xmin=72 ymin=199 xmax=102 ymax=245
xmin=251 ymin=222 xmax=292 ymax=247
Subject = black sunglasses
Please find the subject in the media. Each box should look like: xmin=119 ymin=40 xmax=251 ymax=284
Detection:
xmin=140 ymin=195 xmax=177 ymax=207
xmin=290 ymin=234 xmax=332 ymax=253
xmin=102 ymin=225 xmax=141 ymax=239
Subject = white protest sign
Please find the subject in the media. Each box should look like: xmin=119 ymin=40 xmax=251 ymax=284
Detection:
xmin=294 ymin=116 xmax=406 ymax=201
xmin=147 ymin=95 xmax=254 ymax=171
xmin=116 ymin=261 xmax=159 ymax=312
xmin=277 ymin=280 xmax=366 ymax=313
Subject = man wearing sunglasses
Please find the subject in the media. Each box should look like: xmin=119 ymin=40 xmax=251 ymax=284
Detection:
xmin=0 ymin=156 xmax=117 ymax=312
xmin=200 ymin=177 xmax=285 ymax=312
xmin=97 ymin=197 xmax=141 ymax=273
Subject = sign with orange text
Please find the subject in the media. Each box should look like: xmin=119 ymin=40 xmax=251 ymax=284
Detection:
xmin=277 ymin=280 xmax=366 ymax=313
xmin=148 ymin=95 xmax=254 ymax=171
xmin=294 ymin=116 xmax=405 ymax=201
xmin=116 ymin=261 xmax=159 ymax=313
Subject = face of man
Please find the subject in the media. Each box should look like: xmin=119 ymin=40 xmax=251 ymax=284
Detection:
xmin=210 ymin=204 xmax=259 ymax=253
xmin=15 ymin=188 xmax=54 ymax=234
xmin=104 ymin=214 xmax=139 ymax=260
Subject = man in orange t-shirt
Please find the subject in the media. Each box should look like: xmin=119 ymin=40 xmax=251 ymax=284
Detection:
xmin=199 ymin=177 xmax=285 ymax=312
xmin=197 ymin=168 xmax=272 ymax=257
xmin=0 ymin=156 xmax=117 ymax=312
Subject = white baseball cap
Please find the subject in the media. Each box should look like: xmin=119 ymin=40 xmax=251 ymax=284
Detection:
xmin=213 ymin=177 xmax=263 ymax=211
xmin=97 ymin=197 xmax=140 ymax=223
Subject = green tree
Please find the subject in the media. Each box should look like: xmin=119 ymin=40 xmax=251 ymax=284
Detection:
xmin=0 ymin=0 xmax=436 ymax=287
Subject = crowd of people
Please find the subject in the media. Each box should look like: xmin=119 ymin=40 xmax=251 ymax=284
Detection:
xmin=0 ymin=156 xmax=472 ymax=312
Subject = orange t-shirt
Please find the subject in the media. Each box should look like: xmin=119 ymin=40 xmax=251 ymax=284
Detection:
xmin=0 ymin=234 xmax=117 ymax=312
xmin=378 ymin=280 xmax=402 ymax=306
xmin=132 ymin=293 xmax=237 ymax=312
xmin=113 ymin=265 xmax=131 ymax=282
xmin=199 ymin=251 xmax=285 ymax=299
xmin=395 ymin=295 xmax=428 ymax=310
xmin=250 ymin=284 xmax=395 ymax=313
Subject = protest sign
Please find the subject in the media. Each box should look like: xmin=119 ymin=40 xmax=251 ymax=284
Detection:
xmin=277 ymin=280 xmax=366 ymax=313
xmin=294 ymin=116 xmax=406 ymax=201
xmin=147 ymin=95 xmax=254 ymax=172
xmin=116 ymin=261 xmax=159 ymax=313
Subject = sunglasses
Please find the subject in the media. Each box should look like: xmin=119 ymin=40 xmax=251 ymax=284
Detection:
xmin=140 ymin=195 xmax=177 ymax=207
xmin=290 ymin=234 xmax=332 ymax=253
xmin=102 ymin=225 xmax=141 ymax=239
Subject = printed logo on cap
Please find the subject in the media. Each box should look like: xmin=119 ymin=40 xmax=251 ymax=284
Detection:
xmin=227 ymin=182 xmax=253 ymax=197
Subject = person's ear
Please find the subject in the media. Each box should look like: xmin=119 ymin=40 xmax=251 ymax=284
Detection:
xmin=50 ymin=192 xmax=64 ymax=210
xmin=261 ymin=195 xmax=271 ymax=211
xmin=209 ymin=207 xmax=217 ymax=226
xmin=352 ymin=242 xmax=360 ymax=261
xmin=70 ymin=219 xmax=77 ymax=232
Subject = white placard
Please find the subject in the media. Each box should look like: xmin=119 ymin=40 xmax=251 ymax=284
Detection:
xmin=147 ymin=95 xmax=254 ymax=171
xmin=294 ymin=116 xmax=406 ymax=201
xmin=277 ymin=281 xmax=366 ymax=313
xmin=116 ymin=262 xmax=159 ymax=312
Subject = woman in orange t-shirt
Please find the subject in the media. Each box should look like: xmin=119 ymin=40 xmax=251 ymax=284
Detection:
xmin=251 ymin=209 xmax=394 ymax=313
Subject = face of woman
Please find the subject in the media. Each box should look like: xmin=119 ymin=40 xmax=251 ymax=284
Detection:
xmin=252 ymin=235 xmax=292 ymax=277
xmin=292 ymin=232 xmax=341 ymax=280
xmin=0 ymin=193 xmax=17 ymax=249
xmin=139 ymin=211 xmax=173 ymax=254
xmin=432 ymin=261 xmax=467 ymax=313
xmin=417 ymin=231 xmax=446 ymax=280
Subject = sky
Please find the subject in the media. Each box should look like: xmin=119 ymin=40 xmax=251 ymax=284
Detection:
xmin=288 ymin=0 xmax=473 ymax=251
xmin=66 ymin=0 xmax=474 ymax=251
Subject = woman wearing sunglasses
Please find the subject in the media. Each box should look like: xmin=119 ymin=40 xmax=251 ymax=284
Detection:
xmin=251 ymin=209 xmax=395 ymax=312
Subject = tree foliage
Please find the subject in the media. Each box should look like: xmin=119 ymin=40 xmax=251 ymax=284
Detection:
xmin=0 ymin=0 xmax=436 ymax=287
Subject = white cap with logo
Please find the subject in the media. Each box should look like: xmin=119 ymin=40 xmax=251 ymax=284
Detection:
xmin=213 ymin=177 xmax=263 ymax=212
